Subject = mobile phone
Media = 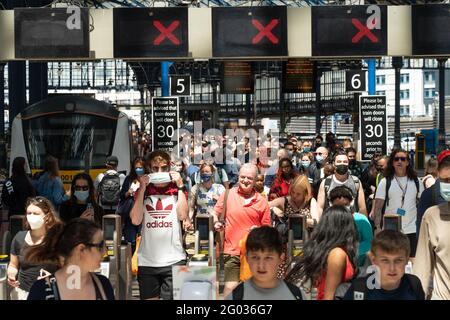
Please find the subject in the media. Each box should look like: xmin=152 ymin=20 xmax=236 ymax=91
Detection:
xmin=383 ymin=215 xmax=401 ymax=231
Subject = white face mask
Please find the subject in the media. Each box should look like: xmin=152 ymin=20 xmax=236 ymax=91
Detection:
xmin=148 ymin=172 xmax=172 ymax=184
xmin=27 ymin=214 xmax=45 ymax=230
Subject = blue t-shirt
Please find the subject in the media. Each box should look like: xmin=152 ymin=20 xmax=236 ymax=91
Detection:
xmin=343 ymin=274 xmax=424 ymax=300
xmin=354 ymin=212 xmax=373 ymax=266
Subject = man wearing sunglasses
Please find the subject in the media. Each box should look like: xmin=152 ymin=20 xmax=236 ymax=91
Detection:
xmin=371 ymin=149 xmax=423 ymax=258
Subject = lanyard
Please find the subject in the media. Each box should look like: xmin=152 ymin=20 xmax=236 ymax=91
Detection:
xmin=394 ymin=176 xmax=408 ymax=208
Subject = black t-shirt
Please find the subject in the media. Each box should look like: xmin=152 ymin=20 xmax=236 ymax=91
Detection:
xmin=10 ymin=231 xmax=57 ymax=292
xmin=27 ymin=273 xmax=115 ymax=300
xmin=343 ymin=274 xmax=425 ymax=300
xmin=1 ymin=175 xmax=36 ymax=216
xmin=59 ymin=201 xmax=104 ymax=225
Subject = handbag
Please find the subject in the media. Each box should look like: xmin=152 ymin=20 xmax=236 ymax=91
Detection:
xmin=117 ymin=197 xmax=134 ymax=217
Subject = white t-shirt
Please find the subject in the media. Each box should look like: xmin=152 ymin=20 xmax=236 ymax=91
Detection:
xmin=138 ymin=194 xmax=186 ymax=267
xmin=375 ymin=175 xmax=423 ymax=234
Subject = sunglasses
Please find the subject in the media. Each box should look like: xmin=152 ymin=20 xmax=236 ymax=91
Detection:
xmin=315 ymin=152 xmax=324 ymax=156
xmin=86 ymin=241 xmax=105 ymax=251
xmin=75 ymin=186 xmax=89 ymax=191
xmin=394 ymin=157 xmax=407 ymax=162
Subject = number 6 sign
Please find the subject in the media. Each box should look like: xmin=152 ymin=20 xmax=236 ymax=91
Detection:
xmin=346 ymin=70 xmax=367 ymax=92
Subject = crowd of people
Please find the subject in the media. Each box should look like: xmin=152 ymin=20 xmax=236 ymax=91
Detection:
xmin=1 ymin=131 xmax=450 ymax=301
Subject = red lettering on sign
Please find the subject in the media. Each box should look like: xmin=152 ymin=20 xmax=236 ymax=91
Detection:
xmin=252 ymin=19 xmax=279 ymax=44
xmin=153 ymin=20 xmax=180 ymax=45
xmin=351 ymin=19 xmax=378 ymax=43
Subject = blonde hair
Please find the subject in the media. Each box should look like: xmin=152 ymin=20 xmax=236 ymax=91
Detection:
xmin=289 ymin=175 xmax=312 ymax=203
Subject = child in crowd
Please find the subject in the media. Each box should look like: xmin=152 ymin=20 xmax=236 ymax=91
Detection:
xmin=343 ymin=230 xmax=425 ymax=300
xmin=227 ymin=226 xmax=303 ymax=300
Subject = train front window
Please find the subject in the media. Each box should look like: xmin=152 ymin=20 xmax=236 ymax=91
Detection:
xmin=22 ymin=113 xmax=117 ymax=170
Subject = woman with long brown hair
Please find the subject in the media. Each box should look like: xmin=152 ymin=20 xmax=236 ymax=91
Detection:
xmin=7 ymin=197 xmax=59 ymax=300
xmin=35 ymin=155 xmax=68 ymax=210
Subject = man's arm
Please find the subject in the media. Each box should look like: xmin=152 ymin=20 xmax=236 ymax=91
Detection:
xmin=317 ymin=180 xmax=326 ymax=217
xmin=130 ymin=175 xmax=148 ymax=226
xmin=357 ymin=182 xmax=368 ymax=216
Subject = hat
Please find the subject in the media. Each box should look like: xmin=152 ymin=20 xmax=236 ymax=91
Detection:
xmin=106 ymin=155 xmax=119 ymax=166
xmin=438 ymin=150 xmax=450 ymax=164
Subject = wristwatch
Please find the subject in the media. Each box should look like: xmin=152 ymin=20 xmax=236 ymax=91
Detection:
xmin=177 ymin=185 xmax=185 ymax=191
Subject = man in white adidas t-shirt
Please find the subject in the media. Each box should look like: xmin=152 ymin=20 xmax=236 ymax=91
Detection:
xmin=130 ymin=150 xmax=188 ymax=300
xmin=371 ymin=149 xmax=423 ymax=258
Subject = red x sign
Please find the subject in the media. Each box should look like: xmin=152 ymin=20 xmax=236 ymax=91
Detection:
xmin=153 ymin=20 xmax=180 ymax=45
xmin=252 ymin=19 xmax=279 ymax=44
xmin=352 ymin=19 xmax=378 ymax=43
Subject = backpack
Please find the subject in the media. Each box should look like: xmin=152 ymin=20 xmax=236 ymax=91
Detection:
xmin=336 ymin=273 xmax=425 ymax=300
xmin=324 ymin=175 xmax=361 ymax=212
xmin=271 ymin=197 xmax=290 ymax=244
xmin=232 ymin=280 xmax=303 ymax=300
xmin=98 ymin=172 xmax=121 ymax=207
xmin=381 ymin=176 xmax=420 ymax=217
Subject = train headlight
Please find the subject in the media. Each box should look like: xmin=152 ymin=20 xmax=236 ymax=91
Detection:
xmin=65 ymin=102 xmax=75 ymax=112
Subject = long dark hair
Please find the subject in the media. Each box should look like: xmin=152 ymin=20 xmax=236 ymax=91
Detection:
xmin=26 ymin=218 xmax=101 ymax=266
xmin=129 ymin=156 xmax=145 ymax=182
xmin=44 ymin=155 xmax=60 ymax=179
xmin=285 ymin=205 xmax=358 ymax=286
xmin=69 ymin=172 xmax=96 ymax=204
xmin=276 ymin=158 xmax=297 ymax=181
xmin=384 ymin=148 xmax=417 ymax=180
xmin=12 ymin=157 xmax=27 ymax=177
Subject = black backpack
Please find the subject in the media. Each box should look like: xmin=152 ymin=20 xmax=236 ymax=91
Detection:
xmin=98 ymin=172 xmax=121 ymax=207
xmin=324 ymin=175 xmax=361 ymax=212
xmin=232 ymin=280 xmax=303 ymax=300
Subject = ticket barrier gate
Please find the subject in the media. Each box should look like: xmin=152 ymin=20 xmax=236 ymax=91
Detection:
xmin=191 ymin=214 xmax=215 ymax=267
xmin=0 ymin=215 xmax=26 ymax=300
xmin=383 ymin=214 xmax=402 ymax=232
xmin=287 ymin=215 xmax=306 ymax=264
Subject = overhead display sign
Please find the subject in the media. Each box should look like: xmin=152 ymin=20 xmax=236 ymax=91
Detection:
xmin=212 ymin=6 xmax=287 ymax=57
xmin=151 ymin=97 xmax=179 ymax=153
xmin=220 ymin=61 xmax=254 ymax=94
xmin=282 ymin=59 xmax=316 ymax=93
xmin=15 ymin=8 xmax=90 ymax=59
xmin=359 ymin=95 xmax=387 ymax=161
xmin=346 ymin=70 xmax=367 ymax=92
xmin=412 ymin=5 xmax=450 ymax=55
xmin=114 ymin=8 xmax=188 ymax=58
xmin=312 ymin=5 xmax=387 ymax=57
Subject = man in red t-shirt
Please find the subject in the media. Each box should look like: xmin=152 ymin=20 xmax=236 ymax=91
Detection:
xmin=213 ymin=163 xmax=271 ymax=298
xmin=130 ymin=150 xmax=188 ymax=300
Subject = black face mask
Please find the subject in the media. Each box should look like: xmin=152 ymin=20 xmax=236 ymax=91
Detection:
xmin=349 ymin=159 xmax=357 ymax=166
xmin=335 ymin=164 xmax=349 ymax=175
xmin=316 ymin=142 xmax=322 ymax=147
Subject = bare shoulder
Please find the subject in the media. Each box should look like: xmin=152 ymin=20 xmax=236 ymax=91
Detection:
xmin=327 ymin=247 xmax=348 ymax=266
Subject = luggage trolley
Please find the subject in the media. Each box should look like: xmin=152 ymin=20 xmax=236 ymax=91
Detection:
xmin=287 ymin=214 xmax=306 ymax=263
xmin=191 ymin=214 xmax=215 ymax=267
xmin=102 ymin=215 xmax=122 ymax=299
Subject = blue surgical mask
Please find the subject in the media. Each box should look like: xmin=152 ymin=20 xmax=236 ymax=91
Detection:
xmin=74 ymin=190 xmax=89 ymax=202
xmin=301 ymin=160 xmax=311 ymax=169
xmin=316 ymin=155 xmax=324 ymax=163
xmin=135 ymin=167 xmax=145 ymax=176
xmin=200 ymin=174 xmax=213 ymax=183
xmin=440 ymin=182 xmax=450 ymax=202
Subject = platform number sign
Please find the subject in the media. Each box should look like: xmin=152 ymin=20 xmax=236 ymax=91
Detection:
xmin=346 ymin=70 xmax=366 ymax=92
xmin=359 ymin=96 xmax=387 ymax=161
xmin=170 ymin=75 xmax=191 ymax=96
xmin=152 ymin=97 xmax=179 ymax=154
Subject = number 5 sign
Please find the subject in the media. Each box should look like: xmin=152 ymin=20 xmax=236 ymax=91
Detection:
xmin=346 ymin=70 xmax=366 ymax=92
xmin=170 ymin=75 xmax=191 ymax=96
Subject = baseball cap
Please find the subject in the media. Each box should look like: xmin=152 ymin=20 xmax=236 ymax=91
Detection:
xmin=106 ymin=155 xmax=119 ymax=166
xmin=438 ymin=150 xmax=450 ymax=164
